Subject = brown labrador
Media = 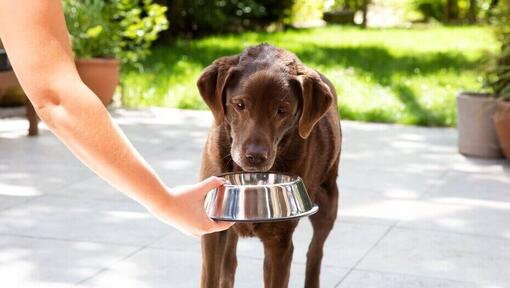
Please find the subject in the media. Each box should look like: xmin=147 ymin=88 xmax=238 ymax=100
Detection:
xmin=197 ymin=43 xmax=341 ymax=288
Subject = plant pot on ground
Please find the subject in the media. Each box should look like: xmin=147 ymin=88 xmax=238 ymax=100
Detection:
xmin=63 ymin=0 xmax=168 ymax=106
xmin=492 ymin=45 xmax=510 ymax=162
xmin=75 ymin=58 xmax=120 ymax=106
xmin=456 ymin=92 xmax=503 ymax=158
xmin=494 ymin=100 xmax=510 ymax=160
xmin=323 ymin=10 xmax=355 ymax=24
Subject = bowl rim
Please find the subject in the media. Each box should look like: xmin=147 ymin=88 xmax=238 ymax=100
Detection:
xmin=215 ymin=171 xmax=303 ymax=188
xmin=209 ymin=204 xmax=319 ymax=222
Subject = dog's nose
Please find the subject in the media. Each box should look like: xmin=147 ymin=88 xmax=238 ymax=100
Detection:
xmin=245 ymin=144 xmax=268 ymax=165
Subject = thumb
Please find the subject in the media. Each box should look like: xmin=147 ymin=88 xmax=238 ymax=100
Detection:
xmin=213 ymin=220 xmax=234 ymax=231
xmin=196 ymin=176 xmax=225 ymax=197
xmin=207 ymin=220 xmax=234 ymax=234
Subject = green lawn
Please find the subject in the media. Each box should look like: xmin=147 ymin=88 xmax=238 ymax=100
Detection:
xmin=121 ymin=25 xmax=498 ymax=126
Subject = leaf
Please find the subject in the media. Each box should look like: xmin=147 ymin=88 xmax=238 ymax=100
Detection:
xmin=85 ymin=25 xmax=104 ymax=38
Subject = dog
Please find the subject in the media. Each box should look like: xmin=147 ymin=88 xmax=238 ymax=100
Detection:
xmin=197 ymin=43 xmax=341 ymax=288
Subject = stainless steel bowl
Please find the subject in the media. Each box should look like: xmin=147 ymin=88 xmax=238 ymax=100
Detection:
xmin=204 ymin=172 xmax=318 ymax=222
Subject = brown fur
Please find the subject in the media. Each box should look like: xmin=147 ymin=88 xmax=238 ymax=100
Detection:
xmin=197 ymin=43 xmax=341 ymax=288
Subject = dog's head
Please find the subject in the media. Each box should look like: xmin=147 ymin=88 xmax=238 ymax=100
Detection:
xmin=197 ymin=45 xmax=333 ymax=172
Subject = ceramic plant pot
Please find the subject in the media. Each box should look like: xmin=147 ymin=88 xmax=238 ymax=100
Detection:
xmin=456 ymin=92 xmax=503 ymax=158
xmin=75 ymin=58 xmax=120 ymax=106
xmin=493 ymin=100 xmax=510 ymax=162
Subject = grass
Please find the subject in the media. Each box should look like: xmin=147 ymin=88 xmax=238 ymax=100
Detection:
xmin=121 ymin=25 xmax=498 ymax=126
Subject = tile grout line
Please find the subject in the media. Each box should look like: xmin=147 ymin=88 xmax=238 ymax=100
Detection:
xmin=392 ymin=224 xmax=510 ymax=243
xmin=0 ymin=232 xmax=146 ymax=248
xmin=334 ymin=222 xmax=396 ymax=288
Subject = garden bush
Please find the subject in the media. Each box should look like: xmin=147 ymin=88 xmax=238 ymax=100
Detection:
xmin=489 ymin=0 xmax=510 ymax=99
xmin=412 ymin=0 xmax=497 ymax=23
xmin=156 ymin=0 xmax=294 ymax=37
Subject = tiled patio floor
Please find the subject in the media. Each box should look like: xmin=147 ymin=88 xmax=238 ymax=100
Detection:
xmin=0 ymin=108 xmax=509 ymax=288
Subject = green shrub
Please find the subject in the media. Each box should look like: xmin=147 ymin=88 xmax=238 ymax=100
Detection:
xmin=156 ymin=0 xmax=293 ymax=37
xmin=63 ymin=0 xmax=169 ymax=65
xmin=413 ymin=0 xmax=444 ymax=21
xmin=412 ymin=0 xmax=497 ymax=23
xmin=329 ymin=0 xmax=366 ymax=11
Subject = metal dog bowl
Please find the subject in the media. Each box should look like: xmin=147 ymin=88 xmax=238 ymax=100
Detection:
xmin=204 ymin=172 xmax=318 ymax=222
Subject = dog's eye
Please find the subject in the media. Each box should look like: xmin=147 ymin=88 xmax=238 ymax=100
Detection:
xmin=277 ymin=108 xmax=287 ymax=115
xmin=234 ymin=101 xmax=245 ymax=111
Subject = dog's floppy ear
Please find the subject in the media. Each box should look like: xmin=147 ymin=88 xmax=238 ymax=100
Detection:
xmin=292 ymin=70 xmax=334 ymax=139
xmin=197 ymin=55 xmax=240 ymax=126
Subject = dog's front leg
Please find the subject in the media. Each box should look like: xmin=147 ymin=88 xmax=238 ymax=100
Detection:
xmin=219 ymin=229 xmax=239 ymax=288
xmin=258 ymin=222 xmax=298 ymax=288
xmin=201 ymin=231 xmax=228 ymax=288
xmin=304 ymin=170 xmax=339 ymax=288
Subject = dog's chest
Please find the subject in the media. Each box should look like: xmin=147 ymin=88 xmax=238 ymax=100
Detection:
xmin=233 ymin=223 xmax=257 ymax=237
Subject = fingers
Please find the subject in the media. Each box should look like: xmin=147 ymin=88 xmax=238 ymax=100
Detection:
xmin=195 ymin=176 xmax=225 ymax=196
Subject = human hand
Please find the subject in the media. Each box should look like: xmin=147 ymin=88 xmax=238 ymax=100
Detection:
xmin=147 ymin=176 xmax=234 ymax=237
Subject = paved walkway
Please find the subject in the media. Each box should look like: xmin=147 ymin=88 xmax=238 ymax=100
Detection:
xmin=0 ymin=108 xmax=509 ymax=288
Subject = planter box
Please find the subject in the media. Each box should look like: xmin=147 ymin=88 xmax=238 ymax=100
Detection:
xmin=456 ymin=92 xmax=503 ymax=158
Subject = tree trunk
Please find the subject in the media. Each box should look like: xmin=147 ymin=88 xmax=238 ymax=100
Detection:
xmin=468 ymin=0 xmax=477 ymax=23
xmin=361 ymin=0 xmax=368 ymax=28
xmin=445 ymin=0 xmax=459 ymax=22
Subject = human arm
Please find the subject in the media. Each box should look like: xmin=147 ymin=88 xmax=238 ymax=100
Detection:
xmin=0 ymin=0 xmax=232 ymax=236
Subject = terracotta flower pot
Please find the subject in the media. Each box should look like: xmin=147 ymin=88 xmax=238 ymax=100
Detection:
xmin=456 ymin=92 xmax=503 ymax=158
xmin=493 ymin=100 xmax=510 ymax=162
xmin=75 ymin=58 xmax=120 ymax=106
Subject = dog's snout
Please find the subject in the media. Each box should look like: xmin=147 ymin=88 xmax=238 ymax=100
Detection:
xmin=245 ymin=144 xmax=269 ymax=165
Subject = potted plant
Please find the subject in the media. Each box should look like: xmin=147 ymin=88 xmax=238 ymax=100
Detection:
xmin=456 ymin=1 xmax=509 ymax=158
xmin=63 ymin=0 xmax=169 ymax=106
xmin=491 ymin=0 xmax=510 ymax=162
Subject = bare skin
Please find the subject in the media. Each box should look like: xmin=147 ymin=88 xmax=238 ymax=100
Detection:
xmin=0 ymin=0 xmax=232 ymax=237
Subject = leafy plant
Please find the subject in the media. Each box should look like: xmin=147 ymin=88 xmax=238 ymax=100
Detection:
xmin=489 ymin=0 xmax=510 ymax=101
xmin=413 ymin=0 xmax=444 ymax=21
xmin=63 ymin=0 xmax=169 ymax=65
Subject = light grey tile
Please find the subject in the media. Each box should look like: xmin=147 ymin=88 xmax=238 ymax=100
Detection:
xmin=149 ymin=229 xmax=200 ymax=252
xmin=79 ymin=249 xmax=202 ymax=288
xmin=338 ymin=270 xmax=483 ymax=288
xmin=0 ymin=195 xmax=171 ymax=246
xmin=235 ymin=256 xmax=350 ymax=288
xmin=50 ymin=176 xmax=130 ymax=201
xmin=357 ymin=228 xmax=510 ymax=286
xmin=0 ymin=235 xmax=137 ymax=287
xmin=80 ymin=247 xmax=348 ymax=288
xmin=396 ymin=171 xmax=510 ymax=239
xmin=235 ymin=220 xmax=391 ymax=269
xmin=0 ymin=193 xmax=34 ymax=211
